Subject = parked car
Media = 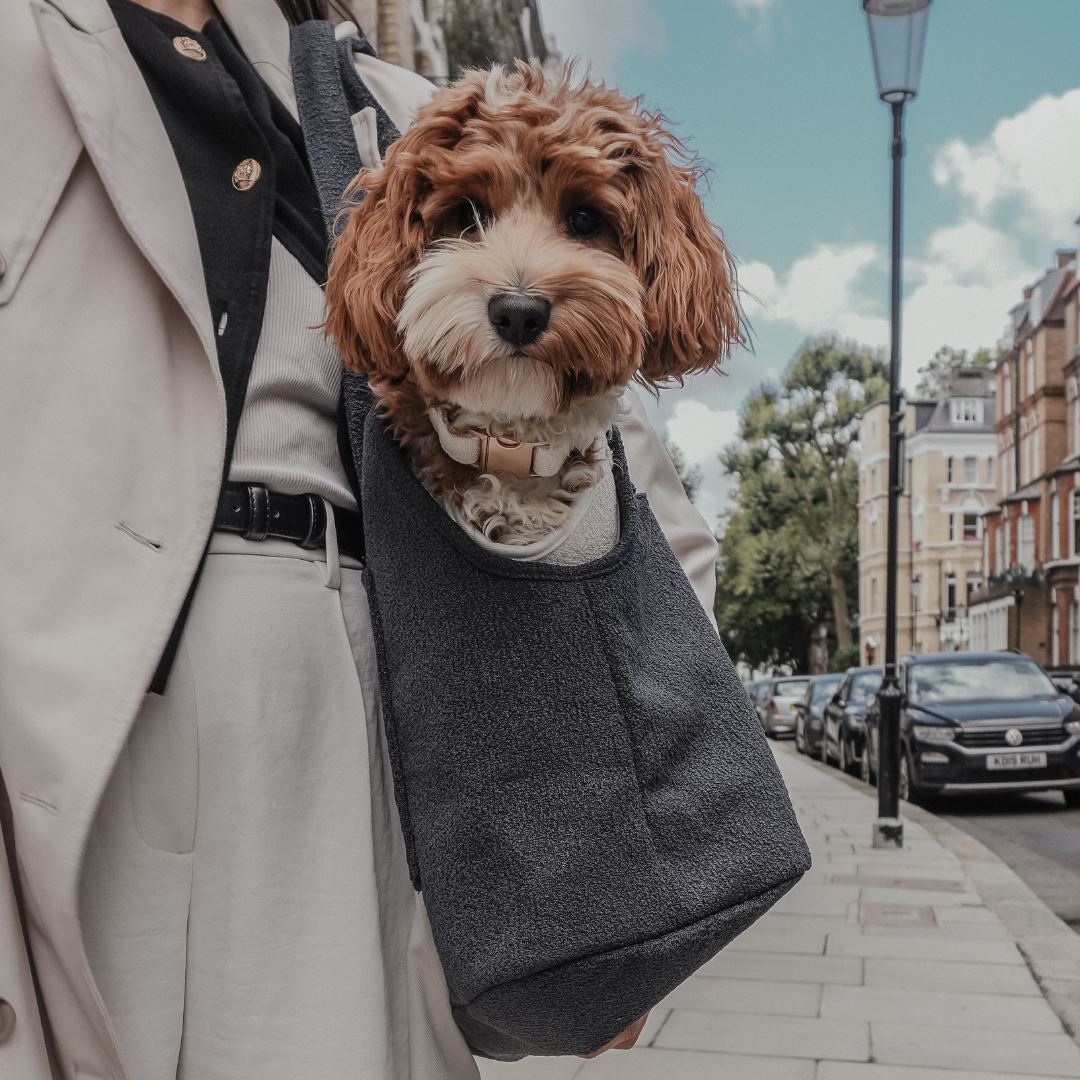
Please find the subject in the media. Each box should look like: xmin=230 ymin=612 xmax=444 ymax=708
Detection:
xmin=743 ymin=679 xmax=760 ymax=710
xmin=862 ymin=651 xmax=1080 ymax=803
xmin=795 ymin=673 xmax=844 ymax=757
xmin=822 ymin=665 xmax=883 ymax=774
xmin=760 ymin=676 xmax=813 ymax=738
xmin=752 ymin=679 xmax=772 ymax=728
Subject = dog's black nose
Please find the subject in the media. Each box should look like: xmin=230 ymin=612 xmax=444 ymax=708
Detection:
xmin=488 ymin=293 xmax=551 ymax=347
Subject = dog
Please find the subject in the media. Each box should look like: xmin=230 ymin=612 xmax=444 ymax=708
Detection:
xmin=326 ymin=62 xmax=741 ymax=555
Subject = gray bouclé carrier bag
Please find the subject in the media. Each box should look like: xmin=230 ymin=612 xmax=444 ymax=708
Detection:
xmin=291 ymin=23 xmax=811 ymax=1060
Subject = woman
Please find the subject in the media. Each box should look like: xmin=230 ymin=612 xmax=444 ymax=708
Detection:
xmin=0 ymin=1 xmax=720 ymax=1077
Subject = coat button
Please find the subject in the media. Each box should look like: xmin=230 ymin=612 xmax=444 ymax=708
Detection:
xmin=231 ymin=158 xmax=261 ymax=191
xmin=0 ymin=999 xmax=15 ymax=1045
xmin=173 ymin=35 xmax=207 ymax=61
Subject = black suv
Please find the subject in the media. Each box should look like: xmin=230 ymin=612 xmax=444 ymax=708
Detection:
xmin=862 ymin=651 xmax=1080 ymax=802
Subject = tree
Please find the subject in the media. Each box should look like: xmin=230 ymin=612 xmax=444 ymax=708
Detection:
xmin=715 ymin=336 xmax=888 ymax=672
xmin=914 ymin=345 xmax=996 ymax=399
xmin=662 ymin=438 xmax=702 ymax=504
xmin=440 ymin=0 xmax=521 ymax=80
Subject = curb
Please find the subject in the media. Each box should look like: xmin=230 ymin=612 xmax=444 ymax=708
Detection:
xmin=777 ymin=740 xmax=1080 ymax=1045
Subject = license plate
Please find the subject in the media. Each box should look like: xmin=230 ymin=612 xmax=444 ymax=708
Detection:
xmin=986 ymin=752 xmax=1047 ymax=770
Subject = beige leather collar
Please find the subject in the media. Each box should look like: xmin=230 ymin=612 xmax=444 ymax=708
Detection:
xmin=428 ymin=408 xmax=570 ymax=479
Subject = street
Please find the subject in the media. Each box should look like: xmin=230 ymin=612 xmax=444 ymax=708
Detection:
xmin=937 ymin=791 xmax=1080 ymax=935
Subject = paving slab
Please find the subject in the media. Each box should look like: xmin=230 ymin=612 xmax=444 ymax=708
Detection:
xmin=825 ymin=929 xmax=1025 ymax=963
xmin=821 ymin=983 xmax=1065 ymax=1032
xmin=661 ymin=976 xmax=821 ymax=1017
xmin=654 ymin=1010 xmax=870 ymax=1061
xmin=818 ymin=1065 xmax=1077 ymax=1080
xmin=576 ymin=1047 xmax=816 ymax=1079
xmin=870 ymin=1020 xmax=1080 ymax=1076
xmin=864 ymin=956 xmax=1043 ymax=996
xmin=696 ymin=949 xmax=863 ymax=985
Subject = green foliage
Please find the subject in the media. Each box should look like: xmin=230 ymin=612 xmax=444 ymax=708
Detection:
xmin=440 ymin=0 xmax=520 ymax=80
xmin=829 ymin=644 xmax=860 ymax=673
xmin=662 ymin=438 xmax=702 ymax=504
xmin=715 ymin=335 xmax=887 ymax=673
xmin=914 ymin=345 xmax=996 ymax=399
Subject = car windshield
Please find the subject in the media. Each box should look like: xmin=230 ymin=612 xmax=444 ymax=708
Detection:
xmin=810 ymin=677 xmax=842 ymax=705
xmin=908 ymin=658 xmax=1057 ymax=704
xmin=776 ymin=679 xmax=811 ymax=698
xmin=848 ymin=672 xmax=882 ymax=708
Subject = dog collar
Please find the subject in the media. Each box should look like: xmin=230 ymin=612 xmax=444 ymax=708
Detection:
xmin=428 ymin=408 xmax=569 ymax=479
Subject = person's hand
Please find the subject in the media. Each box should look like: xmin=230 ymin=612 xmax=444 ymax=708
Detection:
xmin=577 ymin=1013 xmax=649 ymax=1058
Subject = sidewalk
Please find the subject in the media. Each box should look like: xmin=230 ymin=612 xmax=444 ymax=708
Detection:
xmin=476 ymin=742 xmax=1080 ymax=1080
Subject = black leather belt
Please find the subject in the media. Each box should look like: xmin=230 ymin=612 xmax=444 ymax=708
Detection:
xmin=215 ymin=482 xmax=365 ymax=564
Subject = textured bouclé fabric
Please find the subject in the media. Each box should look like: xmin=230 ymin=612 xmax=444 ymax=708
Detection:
xmin=342 ymin=372 xmax=811 ymax=1060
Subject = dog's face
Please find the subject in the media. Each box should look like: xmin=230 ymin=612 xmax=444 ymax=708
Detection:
xmin=327 ymin=64 xmax=741 ymax=429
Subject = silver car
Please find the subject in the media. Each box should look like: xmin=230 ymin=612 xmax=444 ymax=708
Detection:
xmin=761 ymin=676 xmax=813 ymax=738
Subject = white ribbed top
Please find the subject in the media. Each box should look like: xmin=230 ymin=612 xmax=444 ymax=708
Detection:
xmin=229 ymin=238 xmax=357 ymax=511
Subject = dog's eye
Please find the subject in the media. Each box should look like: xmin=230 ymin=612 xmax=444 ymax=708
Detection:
xmin=567 ymin=206 xmax=602 ymax=238
xmin=456 ymin=200 xmax=491 ymax=236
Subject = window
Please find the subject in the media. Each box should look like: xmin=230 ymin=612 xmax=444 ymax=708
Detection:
xmin=950 ymin=398 xmax=984 ymax=423
xmin=1004 ymin=373 xmax=1012 ymax=411
xmin=911 ymin=576 xmax=921 ymax=611
xmin=1005 ymin=517 xmax=1012 ymax=567
xmin=963 ymin=514 xmax=979 ymax=541
xmin=1071 ymin=602 xmax=1079 ymax=665
xmin=995 ymin=524 xmax=1004 ymax=571
xmin=963 ymin=456 xmax=977 ymax=484
xmin=1023 ymin=434 xmax=1031 ymax=485
xmin=1033 ymin=425 xmax=1040 ymax=479
xmin=870 ymin=418 xmax=876 ymax=437
xmin=1027 ymin=347 xmax=1035 ymax=396
xmin=988 ymin=456 xmax=995 ymax=485
xmin=1073 ymin=490 xmax=1080 ymax=557
xmin=983 ymin=527 xmax=990 ymax=576
xmin=947 ymin=456 xmax=955 ymax=483
xmin=871 ymin=577 xmax=878 ymax=615
xmin=966 ymin=572 xmax=980 ymax=605
xmin=1019 ymin=513 xmax=1035 ymax=569
xmin=1074 ymin=398 xmax=1079 ymax=455
xmin=1053 ymin=598 xmax=1060 ymax=667
xmin=945 ymin=574 xmax=957 ymax=619
xmin=1052 ymin=493 xmax=1061 ymax=561
xmin=949 ymin=513 xmax=957 ymax=541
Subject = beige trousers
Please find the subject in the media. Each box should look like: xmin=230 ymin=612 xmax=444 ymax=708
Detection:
xmin=78 ymin=527 xmax=479 ymax=1080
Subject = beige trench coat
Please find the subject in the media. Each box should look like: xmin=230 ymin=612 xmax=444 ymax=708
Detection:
xmin=0 ymin=3 xmax=720 ymax=1077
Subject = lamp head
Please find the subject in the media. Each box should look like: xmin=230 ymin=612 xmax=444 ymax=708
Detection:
xmin=863 ymin=0 xmax=930 ymax=104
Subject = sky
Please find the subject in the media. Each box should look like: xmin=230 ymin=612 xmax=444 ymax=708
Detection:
xmin=538 ymin=0 xmax=1080 ymax=530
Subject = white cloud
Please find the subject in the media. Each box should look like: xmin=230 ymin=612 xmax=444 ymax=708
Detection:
xmin=737 ymin=87 xmax=1080 ymax=389
xmin=740 ymin=243 xmax=889 ymax=348
xmin=728 ymin=0 xmax=776 ymax=24
xmin=933 ymin=89 xmax=1080 ymax=245
xmin=538 ymin=0 xmax=666 ymax=84
xmin=666 ymin=401 xmax=742 ymax=531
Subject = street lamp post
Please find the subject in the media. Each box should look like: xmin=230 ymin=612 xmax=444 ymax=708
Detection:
xmin=863 ymin=0 xmax=931 ymax=849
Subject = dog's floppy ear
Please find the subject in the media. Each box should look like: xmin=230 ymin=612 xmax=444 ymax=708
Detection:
xmin=622 ymin=140 xmax=742 ymax=386
xmin=325 ymin=159 xmax=426 ymax=383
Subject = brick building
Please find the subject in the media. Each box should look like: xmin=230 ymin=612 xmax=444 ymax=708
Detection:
xmin=968 ymin=250 xmax=1079 ymax=663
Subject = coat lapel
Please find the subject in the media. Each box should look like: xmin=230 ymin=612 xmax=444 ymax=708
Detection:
xmin=217 ymin=0 xmax=299 ymax=121
xmin=34 ymin=0 xmax=219 ymax=368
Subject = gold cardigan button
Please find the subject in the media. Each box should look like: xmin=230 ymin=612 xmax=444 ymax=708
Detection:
xmin=0 ymin=998 xmax=15 ymax=1045
xmin=231 ymin=158 xmax=261 ymax=191
xmin=172 ymin=35 xmax=207 ymax=61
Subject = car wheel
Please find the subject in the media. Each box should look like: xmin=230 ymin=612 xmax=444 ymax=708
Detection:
xmin=898 ymin=752 xmax=920 ymax=804
xmin=860 ymin=742 xmax=873 ymax=785
xmin=1064 ymin=789 xmax=1080 ymax=809
xmin=795 ymin=717 xmax=806 ymax=754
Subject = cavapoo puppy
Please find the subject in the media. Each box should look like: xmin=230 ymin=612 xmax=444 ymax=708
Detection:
xmin=326 ymin=63 xmax=740 ymax=560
